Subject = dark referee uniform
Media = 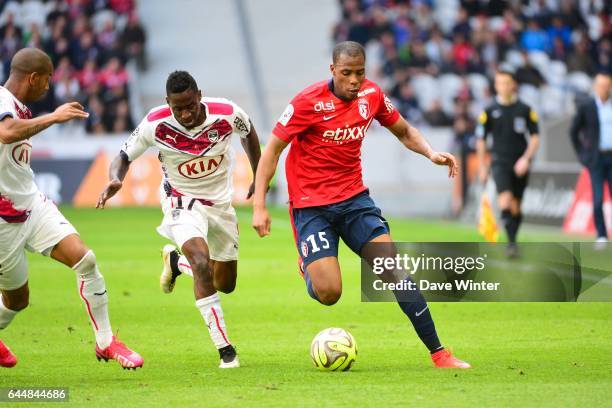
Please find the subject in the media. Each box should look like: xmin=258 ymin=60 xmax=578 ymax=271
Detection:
xmin=476 ymin=97 xmax=539 ymax=198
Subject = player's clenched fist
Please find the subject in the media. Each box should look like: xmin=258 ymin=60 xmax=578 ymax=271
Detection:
xmin=252 ymin=207 xmax=271 ymax=237
xmin=53 ymin=102 xmax=89 ymax=123
xmin=96 ymin=179 xmax=123 ymax=209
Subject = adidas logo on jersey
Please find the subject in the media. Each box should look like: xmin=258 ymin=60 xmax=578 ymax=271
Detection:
xmin=322 ymin=125 xmax=367 ymax=142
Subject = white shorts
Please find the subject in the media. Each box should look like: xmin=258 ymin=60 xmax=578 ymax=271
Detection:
xmin=0 ymin=194 xmax=77 ymax=290
xmin=156 ymin=196 xmax=239 ymax=262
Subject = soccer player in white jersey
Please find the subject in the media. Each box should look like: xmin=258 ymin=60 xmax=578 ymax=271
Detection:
xmin=0 ymin=48 xmax=143 ymax=369
xmin=97 ymin=71 xmax=261 ymax=368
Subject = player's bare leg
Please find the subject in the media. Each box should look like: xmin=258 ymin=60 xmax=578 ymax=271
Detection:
xmin=181 ymin=237 xmax=238 ymax=368
xmin=300 ymin=256 xmax=342 ymax=306
xmin=211 ymin=260 xmax=237 ymax=294
xmin=0 ymin=283 xmax=29 ymax=367
xmin=361 ymin=234 xmax=470 ymax=368
xmin=51 ymin=234 xmax=143 ymax=369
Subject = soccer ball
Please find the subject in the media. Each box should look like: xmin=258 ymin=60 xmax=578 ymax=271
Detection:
xmin=310 ymin=327 xmax=357 ymax=371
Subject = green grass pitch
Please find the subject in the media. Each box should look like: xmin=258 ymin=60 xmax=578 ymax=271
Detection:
xmin=0 ymin=207 xmax=610 ymax=407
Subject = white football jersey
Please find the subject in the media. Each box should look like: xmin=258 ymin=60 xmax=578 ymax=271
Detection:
xmin=0 ymin=86 xmax=38 ymax=224
xmin=122 ymin=97 xmax=251 ymax=204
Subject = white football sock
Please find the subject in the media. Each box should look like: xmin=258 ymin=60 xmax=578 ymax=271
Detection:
xmin=177 ymin=254 xmax=193 ymax=277
xmin=73 ymin=251 xmax=113 ymax=349
xmin=0 ymin=297 xmax=18 ymax=330
xmin=195 ymin=293 xmax=231 ymax=349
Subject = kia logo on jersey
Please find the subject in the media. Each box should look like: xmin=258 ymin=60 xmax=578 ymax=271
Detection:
xmin=314 ymin=100 xmax=335 ymax=112
xmin=11 ymin=142 xmax=32 ymax=166
xmin=178 ymin=155 xmax=224 ymax=179
xmin=358 ymin=98 xmax=370 ymax=120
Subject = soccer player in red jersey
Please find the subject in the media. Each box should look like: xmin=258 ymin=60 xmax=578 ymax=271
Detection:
xmin=252 ymin=42 xmax=470 ymax=368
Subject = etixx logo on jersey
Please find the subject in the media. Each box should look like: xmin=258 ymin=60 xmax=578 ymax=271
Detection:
xmin=358 ymin=98 xmax=370 ymax=120
xmin=178 ymin=155 xmax=224 ymax=179
xmin=11 ymin=142 xmax=32 ymax=166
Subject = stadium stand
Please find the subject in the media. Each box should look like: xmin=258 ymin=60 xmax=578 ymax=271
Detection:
xmin=0 ymin=0 xmax=147 ymax=134
xmin=333 ymin=0 xmax=610 ymax=127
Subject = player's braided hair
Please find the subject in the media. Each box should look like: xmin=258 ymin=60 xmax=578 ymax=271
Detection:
xmin=166 ymin=70 xmax=198 ymax=95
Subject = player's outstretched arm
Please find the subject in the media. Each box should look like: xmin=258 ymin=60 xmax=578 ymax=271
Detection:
xmin=386 ymin=115 xmax=458 ymax=178
xmin=240 ymin=120 xmax=262 ymax=199
xmin=96 ymin=151 xmax=131 ymax=209
xmin=0 ymin=102 xmax=89 ymax=144
xmin=252 ymin=135 xmax=288 ymax=237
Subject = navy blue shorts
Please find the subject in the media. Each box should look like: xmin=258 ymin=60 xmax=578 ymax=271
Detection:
xmin=290 ymin=190 xmax=390 ymax=267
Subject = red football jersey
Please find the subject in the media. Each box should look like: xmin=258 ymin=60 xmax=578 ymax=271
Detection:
xmin=272 ymin=78 xmax=400 ymax=208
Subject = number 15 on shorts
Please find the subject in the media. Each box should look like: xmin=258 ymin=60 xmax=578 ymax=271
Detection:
xmin=301 ymin=232 xmax=330 ymax=258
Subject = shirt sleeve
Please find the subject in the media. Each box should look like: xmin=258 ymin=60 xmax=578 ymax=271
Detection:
xmin=527 ymin=107 xmax=539 ymax=135
xmin=272 ymin=96 xmax=311 ymax=143
xmin=0 ymin=96 xmax=14 ymax=121
xmin=121 ymin=118 xmax=154 ymax=161
xmin=475 ymin=110 xmax=490 ymax=140
xmin=231 ymin=102 xmax=252 ymax=139
xmin=374 ymin=89 xmax=400 ymax=127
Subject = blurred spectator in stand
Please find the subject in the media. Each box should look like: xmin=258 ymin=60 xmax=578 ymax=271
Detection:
xmin=0 ymin=22 xmax=21 ymax=74
xmin=594 ymin=37 xmax=612 ymax=73
xmin=77 ymin=59 xmax=100 ymax=89
xmin=452 ymin=7 xmax=471 ymax=37
xmin=407 ymin=40 xmax=437 ymax=76
xmin=547 ymin=15 xmax=572 ymax=49
xmin=515 ymin=50 xmax=546 ymax=87
xmin=452 ymin=32 xmax=475 ymax=74
xmin=97 ymin=19 xmax=118 ymax=49
xmin=109 ymin=99 xmax=134 ymax=133
xmin=85 ymin=95 xmax=106 ymax=134
xmin=425 ymin=26 xmax=451 ymax=66
xmin=120 ymin=13 xmax=147 ymax=70
xmin=370 ymin=6 xmax=393 ymax=40
xmin=423 ymin=100 xmax=452 ymax=127
xmin=521 ymin=19 xmax=550 ymax=53
xmin=394 ymin=81 xmax=422 ymax=125
xmin=98 ymin=57 xmax=128 ymax=89
xmin=567 ymin=36 xmax=596 ymax=75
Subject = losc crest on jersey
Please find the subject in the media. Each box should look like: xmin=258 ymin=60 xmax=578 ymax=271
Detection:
xmin=358 ymin=98 xmax=370 ymax=120
xmin=178 ymin=155 xmax=224 ymax=179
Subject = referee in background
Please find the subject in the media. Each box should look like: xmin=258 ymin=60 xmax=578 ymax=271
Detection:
xmin=476 ymin=69 xmax=540 ymax=257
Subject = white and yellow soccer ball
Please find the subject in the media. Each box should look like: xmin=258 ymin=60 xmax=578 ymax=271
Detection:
xmin=310 ymin=328 xmax=357 ymax=371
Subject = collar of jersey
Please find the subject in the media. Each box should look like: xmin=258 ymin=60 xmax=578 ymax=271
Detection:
xmin=1 ymin=86 xmax=27 ymax=110
xmin=169 ymin=100 xmax=215 ymax=134
xmin=495 ymin=95 xmax=517 ymax=106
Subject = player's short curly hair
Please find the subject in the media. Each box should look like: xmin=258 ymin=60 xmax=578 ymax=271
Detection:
xmin=166 ymin=70 xmax=198 ymax=95
xmin=332 ymin=41 xmax=366 ymax=64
